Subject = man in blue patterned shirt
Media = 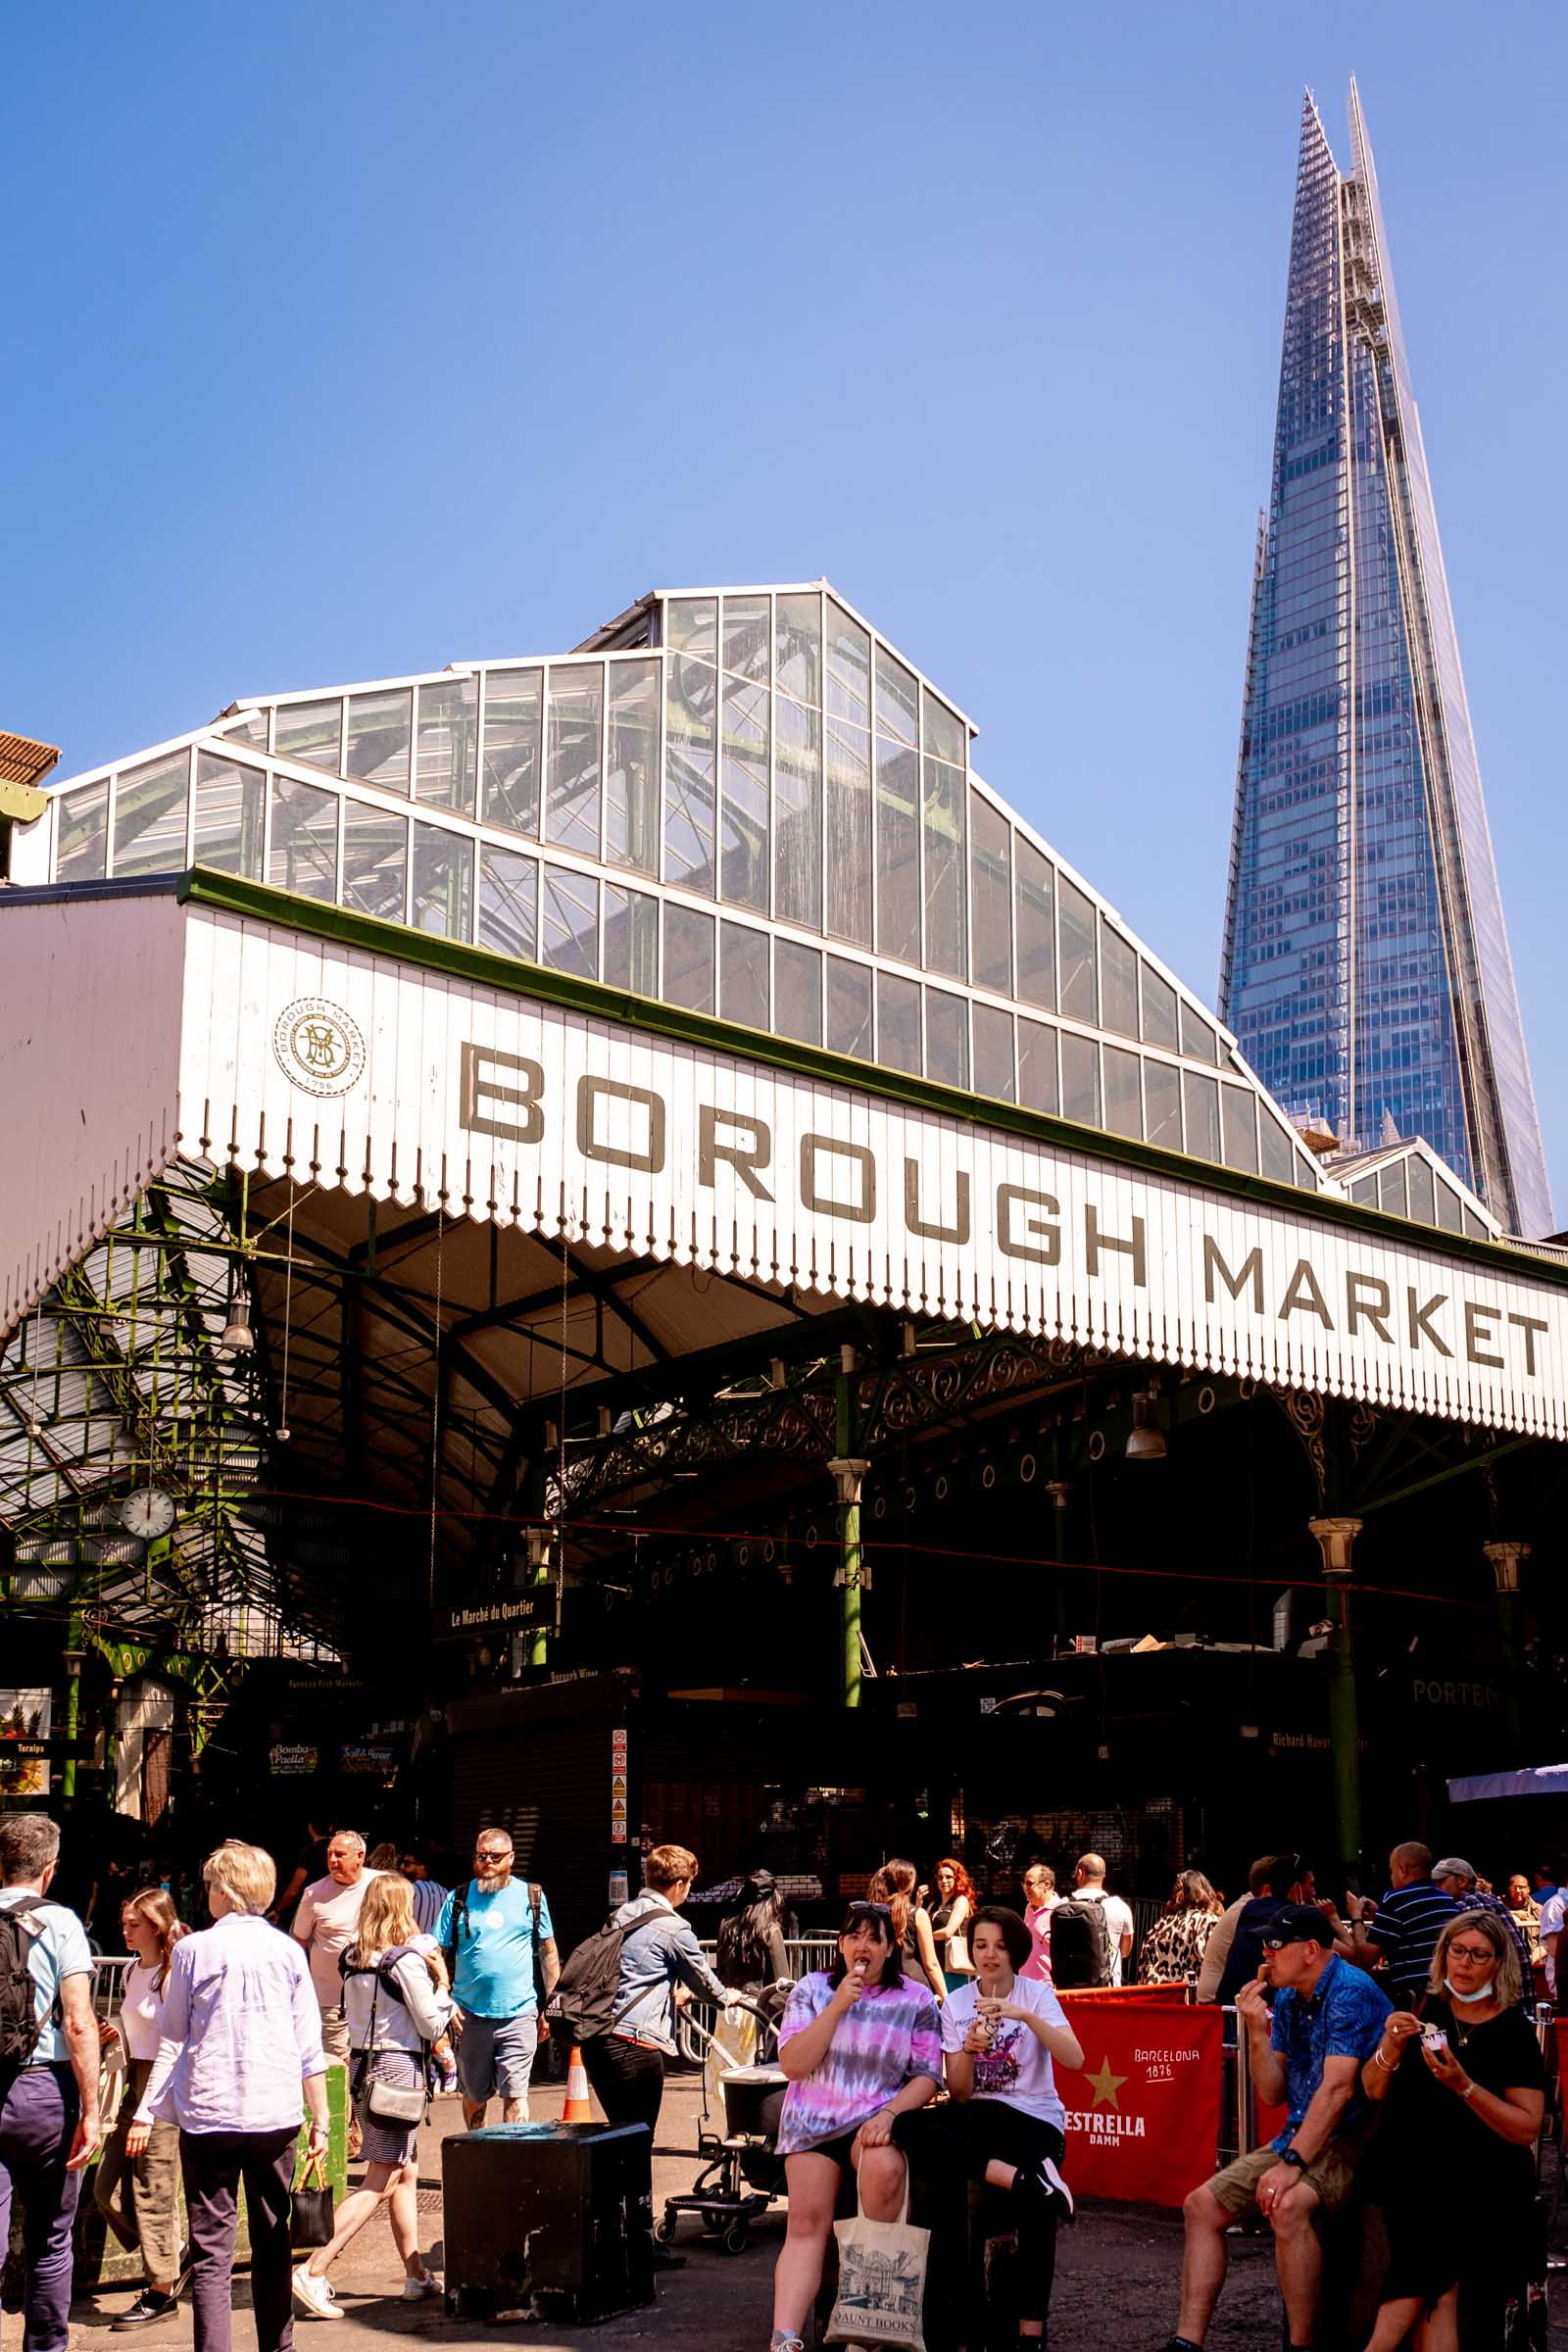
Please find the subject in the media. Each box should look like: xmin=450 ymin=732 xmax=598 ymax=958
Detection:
xmin=1162 ymin=1905 xmax=1390 ymax=2352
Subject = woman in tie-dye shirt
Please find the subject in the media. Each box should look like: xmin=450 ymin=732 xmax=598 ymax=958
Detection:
xmin=769 ymin=1901 xmax=942 ymax=2352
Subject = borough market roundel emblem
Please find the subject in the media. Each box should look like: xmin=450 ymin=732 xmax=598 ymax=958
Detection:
xmin=272 ymin=998 xmax=367 ymax=1098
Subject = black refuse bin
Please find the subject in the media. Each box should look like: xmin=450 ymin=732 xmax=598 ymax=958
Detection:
xmin=442 ymin=2120 xmax=655 ymax=2324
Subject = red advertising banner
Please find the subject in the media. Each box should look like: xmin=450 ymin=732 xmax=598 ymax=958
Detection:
xmin=1055 ymin=1994 xmax=1224 ymax=2207
xmin=1054 ymin=1983 xmax=1191 ymax=2007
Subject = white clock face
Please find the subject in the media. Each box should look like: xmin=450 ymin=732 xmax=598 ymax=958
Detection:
xmin=121 ymin=1489 xmax=176 ymax=1541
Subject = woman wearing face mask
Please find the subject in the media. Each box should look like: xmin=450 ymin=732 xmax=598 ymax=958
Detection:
xmin=1358 ymin=1909 xmax=1545 ymax=2351
xmin=895 ymin=1907 xmax=1082 ymax=2345
xmin=768 ymin=1901 xmax=942 ymax=2352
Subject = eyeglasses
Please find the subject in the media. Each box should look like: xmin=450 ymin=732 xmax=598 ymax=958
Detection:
xmin=1447 ymin=1942 xmax=1495 ymax=1964
xmin=473 ymin=1847 xmax=511 ymax=1862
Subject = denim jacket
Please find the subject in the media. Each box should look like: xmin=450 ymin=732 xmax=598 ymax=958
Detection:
xmin=610 ymin=1893 xmax=729 ymax=2053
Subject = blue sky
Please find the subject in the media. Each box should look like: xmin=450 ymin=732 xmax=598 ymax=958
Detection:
xmin=7 ymin=3 xmax=1566 ymax=1203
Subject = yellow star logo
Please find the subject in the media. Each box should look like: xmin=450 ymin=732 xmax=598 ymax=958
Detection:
xmin=1085 ymin=2054 xmax=1128 ymax=2109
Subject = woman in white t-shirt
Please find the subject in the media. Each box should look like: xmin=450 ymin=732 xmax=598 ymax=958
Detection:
xmin=95 ymin=1887 xmax=188 ymax=2326
xmin=893 ymin=1906 xmax=1083 ymax=2344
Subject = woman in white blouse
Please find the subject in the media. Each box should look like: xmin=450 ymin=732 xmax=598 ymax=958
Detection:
xmin=95 ymin=1888 xmax=187 ymax=2328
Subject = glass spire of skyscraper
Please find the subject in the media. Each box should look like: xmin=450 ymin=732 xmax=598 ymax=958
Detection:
xmin=1220 ymin=84 xmax=1552 ymax=1237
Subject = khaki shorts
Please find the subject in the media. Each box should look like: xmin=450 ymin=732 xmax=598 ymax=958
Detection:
xmin=1205 ymin=2136 xmax=1359 ymax=2217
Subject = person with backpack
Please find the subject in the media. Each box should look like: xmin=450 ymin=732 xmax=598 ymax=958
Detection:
xmin=0 ymin=1812 xmax=102 ymax=2352
xmin=292 ymin=1875 xmax=449 ymax=2321
xmin=562 ymin=1842 xmax=729 ymax=2269
xmin=436 ymin=1827 xmax=558 ymax=2128
xmin=1050 ymin=1854 xmax=1134 ymax=1988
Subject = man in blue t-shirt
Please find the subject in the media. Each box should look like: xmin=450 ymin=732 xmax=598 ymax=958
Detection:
xmin=437 ymin=1829 xmax=559 ymax=2126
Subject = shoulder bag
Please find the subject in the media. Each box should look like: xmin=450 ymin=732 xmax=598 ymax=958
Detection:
xmin=351 ymin=1956 xmax=429 ymax=2128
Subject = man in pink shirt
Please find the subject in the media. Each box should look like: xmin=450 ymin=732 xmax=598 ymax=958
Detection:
xmin=291 ymin=1832 xmax=380 ymax=2065
xmin=1020 ymin=1862 xmax=1057 ymax=1982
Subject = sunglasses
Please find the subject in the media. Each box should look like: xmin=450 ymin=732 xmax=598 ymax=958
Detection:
xmin=844 ymin=1902 xmax=893 ymax=1924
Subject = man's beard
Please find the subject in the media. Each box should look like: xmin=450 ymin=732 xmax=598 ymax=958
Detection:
xmin=475 ymin=1870 xmax=509 ymax=1892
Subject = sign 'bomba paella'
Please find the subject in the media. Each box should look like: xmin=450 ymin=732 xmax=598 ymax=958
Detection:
xmin=171 ymin=907 xmax=1568 ymax=1437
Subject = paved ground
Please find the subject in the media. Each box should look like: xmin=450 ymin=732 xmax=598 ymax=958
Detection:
xmin=64 ymin=2073 xmax=1568 ymax=2349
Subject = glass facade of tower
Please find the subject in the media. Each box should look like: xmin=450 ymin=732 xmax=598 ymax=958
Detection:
xmin=1221 ymin=90 xmax=1552 ymax=1237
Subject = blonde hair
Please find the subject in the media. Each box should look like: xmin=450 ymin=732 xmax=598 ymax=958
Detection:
xmin=203 ymin=1839 xmax=276 ymax=1917
xmin=1430 ymin=1908 xmax=1523 ymax=2011
xmin=350 ymin=1873 xmax=418 ymax=1966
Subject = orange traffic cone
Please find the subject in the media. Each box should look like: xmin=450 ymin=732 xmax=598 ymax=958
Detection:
xmin=562 ymin=2044 xmax=594 ymax=2124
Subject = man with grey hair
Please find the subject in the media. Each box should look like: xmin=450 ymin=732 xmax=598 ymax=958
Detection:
xmin=0 ymin=1813 xmax=102 ymax=2352
xmin=1431 ymin=1855 xmax=1533 ymax=1989
xmin=291 ymin=1830 xmax=380 ymax=2068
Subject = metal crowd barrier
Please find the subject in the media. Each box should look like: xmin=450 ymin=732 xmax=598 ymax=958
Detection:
xmin=91 ymin=1954 xmax=134 ymax=2019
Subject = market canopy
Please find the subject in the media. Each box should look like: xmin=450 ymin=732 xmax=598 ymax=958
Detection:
xmin=1448 ymin=1764 xmax=1568 ymax=1803
xmin=5 ymin=579 xmax=1566 ymax=1660
xmin=6 ymin=873 xmax=1567 ymax=1439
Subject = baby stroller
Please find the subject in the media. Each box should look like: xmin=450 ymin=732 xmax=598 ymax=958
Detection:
xmin=656 ymin=1984 xmax=790 ymax=2256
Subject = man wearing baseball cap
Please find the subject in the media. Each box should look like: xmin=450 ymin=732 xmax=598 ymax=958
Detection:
xmin=1430 ymin=1856 xmax=1534 ymax=1991
xmin=1162 ymin=1905 xmax=1390 ymax=2352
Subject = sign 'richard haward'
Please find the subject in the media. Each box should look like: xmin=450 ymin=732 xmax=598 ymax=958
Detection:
xmin=6 ymin=891 xmax=1567 ymax=1441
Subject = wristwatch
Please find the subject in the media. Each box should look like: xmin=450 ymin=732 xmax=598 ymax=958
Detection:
xmin=1278 ymin=2146 xmax=1307 ymax=2171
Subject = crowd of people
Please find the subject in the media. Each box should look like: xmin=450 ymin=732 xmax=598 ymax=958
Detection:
xmin=749 ymin=1838 xmax=1559 ymax=2350
xmin=0 ymin=1809 xmax=1559 ymax=2352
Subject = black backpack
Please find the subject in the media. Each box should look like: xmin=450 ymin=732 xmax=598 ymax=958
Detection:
xmin=546 ymin=1906 xmax=664 ymax=2043
xmin=0 ymin=1894 xmax=54 ymax=2066
xmin=1049 ymin=1893 xmax=1113 ymax=1988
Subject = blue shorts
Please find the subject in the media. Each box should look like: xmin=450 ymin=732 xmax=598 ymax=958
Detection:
xmin=457 ymin=2011 xmax=538 ymax=2103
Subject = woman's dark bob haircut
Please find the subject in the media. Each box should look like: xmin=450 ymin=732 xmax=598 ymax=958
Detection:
xmin=966 ymin=1904 xmax=1034 ymax=1973
xmin=827 ymin=1900 xmax=905 ymax=1989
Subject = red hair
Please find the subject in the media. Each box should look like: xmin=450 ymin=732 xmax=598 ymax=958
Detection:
xmin=934 ymin=1857 xmax=976 ymax=1905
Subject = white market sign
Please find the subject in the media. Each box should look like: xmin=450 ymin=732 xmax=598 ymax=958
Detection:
xmin=2 ymin=892 xmax=1565 ymax=1441
xmin=171 ymin=907 xmax=1568 ymax=1439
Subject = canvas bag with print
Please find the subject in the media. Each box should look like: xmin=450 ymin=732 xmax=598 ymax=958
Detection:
xmin=825 ymin=2175 xmax=929 ymax=2352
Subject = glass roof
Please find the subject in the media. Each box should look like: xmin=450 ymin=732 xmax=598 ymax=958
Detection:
xmin=29 ymin=580 xmax=1325 ymax=1194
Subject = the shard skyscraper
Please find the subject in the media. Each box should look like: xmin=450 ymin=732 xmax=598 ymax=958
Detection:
xmin=1220 ymin=84 xmax=1552 ymax=1237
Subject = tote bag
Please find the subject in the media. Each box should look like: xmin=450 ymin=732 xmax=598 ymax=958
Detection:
xmin=825 ymin=2175 xmax=929 ymax=2352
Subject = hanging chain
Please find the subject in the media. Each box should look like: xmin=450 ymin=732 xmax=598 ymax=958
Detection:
xmin=428 ymin=1204 xmax=445 ymax=1608
xmin=278 ymin=1188 xmax=296 ymax=1434
xmin=555 ymin=1223 xmax=569 ymax=1630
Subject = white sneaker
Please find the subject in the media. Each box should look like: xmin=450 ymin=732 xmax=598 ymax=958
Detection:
xmin=402 ymin=2275 xmax=443 ymax=2302
xmin=292 ymin=2267 xmax=343 ymax=2321
xmin=1039 ymin=2154 xmax=1076 ymax=2222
